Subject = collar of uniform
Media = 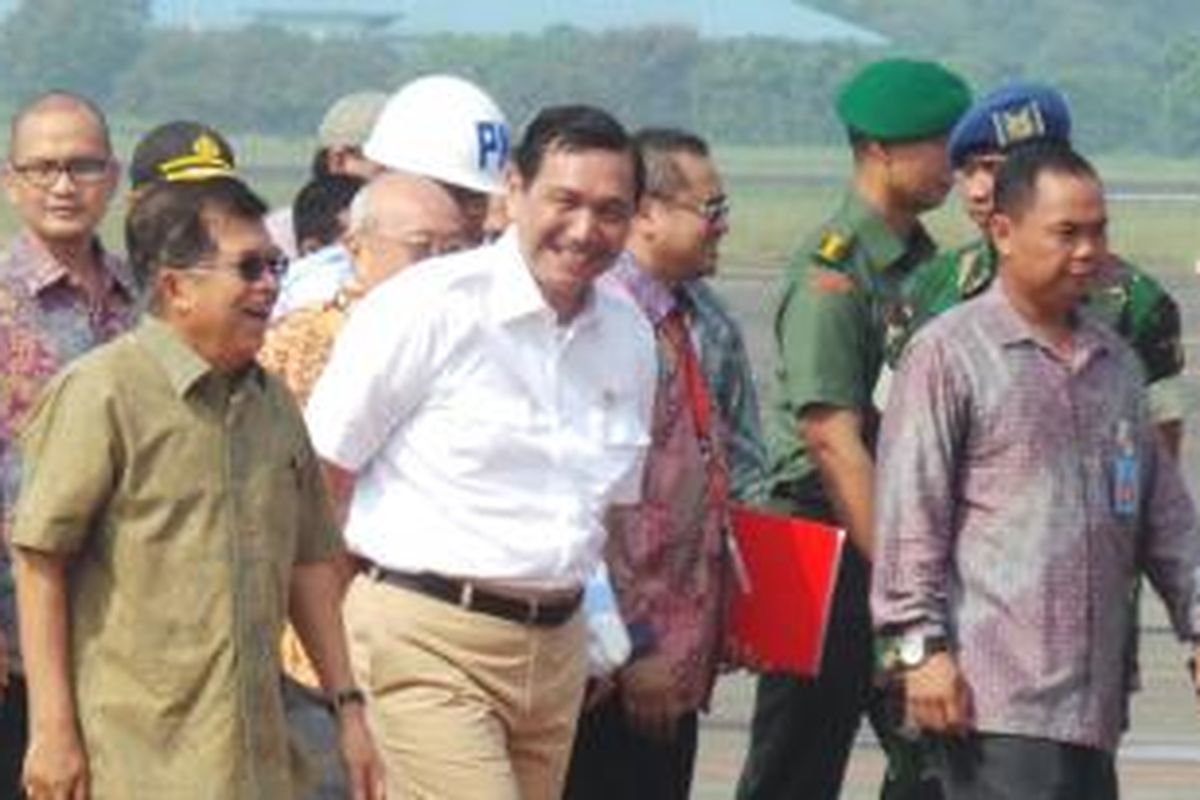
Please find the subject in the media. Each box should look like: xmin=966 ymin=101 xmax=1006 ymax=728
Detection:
xmin=838 ymin=192 xmax=933 ymax=275
xmin=11 ymin=229 xmax=137 ymax=301
xmin=488 ymin=228 xmax=600 ymax=328
xmin=134 ymin=315 xmax=266 ymax=399
xmin=605 ymin=251 xmax=678 ymax=326
xmin=978 ymin=281 xmax=1110 ymax=360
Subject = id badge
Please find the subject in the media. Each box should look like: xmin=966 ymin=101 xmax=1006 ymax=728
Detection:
xmin=1112 ymin=419 xmax=1139 ymax=518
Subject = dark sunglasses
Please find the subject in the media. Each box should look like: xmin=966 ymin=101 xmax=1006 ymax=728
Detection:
xmin=192 ymin=251 xmax=290 ymax=283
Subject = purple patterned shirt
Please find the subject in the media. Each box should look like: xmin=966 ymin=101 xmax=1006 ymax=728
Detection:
xmin=598 ymin=254 xmax=733 ymax=710
xmin=0 ymin=231 xmax=137 ymax=673
xmin=872 ymin=284 xmax=1200 ymax=752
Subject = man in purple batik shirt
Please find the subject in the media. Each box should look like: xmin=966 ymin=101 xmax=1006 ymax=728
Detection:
xmin=872 ymin=142 xmax=1200 ymax=799
xmin=0 ymin=90 xmax=135 ymax=798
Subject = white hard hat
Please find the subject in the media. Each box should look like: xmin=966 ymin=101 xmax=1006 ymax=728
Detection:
xmin=364 ymin=74 xmax=510 ymax=195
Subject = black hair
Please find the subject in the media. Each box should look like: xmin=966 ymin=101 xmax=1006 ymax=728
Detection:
xmin=993 ymin=140 xmax=1099 ymax=221
xmin=126 ymin=176 xmax=268 ymax=292
xmin=513 ymin=104 xmax=644 ymax=200
xmin=633 ymin=127 xmax=710 ymax=199
xmin=292 ymin=174 xmax=364 ymax=252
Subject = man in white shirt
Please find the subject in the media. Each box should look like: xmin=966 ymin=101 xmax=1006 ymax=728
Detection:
xmin=305 ymin=104 xmax=657 ymax=800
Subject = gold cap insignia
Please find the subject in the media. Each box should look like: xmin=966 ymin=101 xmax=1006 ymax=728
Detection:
xmin=157 ymin=133 xmax=234 ymax=182
xmin=991 ymin=102 xmax=1047 ymax=148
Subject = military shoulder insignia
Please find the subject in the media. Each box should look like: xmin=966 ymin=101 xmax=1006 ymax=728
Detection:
xmin=814 ymin=229 xmax=854 ymax=267
xmin=808 ymin=266 xmax=856 ymax=294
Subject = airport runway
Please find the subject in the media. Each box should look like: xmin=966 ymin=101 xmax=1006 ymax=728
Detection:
xmin=689 ymin=273 xmax=1200 ymax=799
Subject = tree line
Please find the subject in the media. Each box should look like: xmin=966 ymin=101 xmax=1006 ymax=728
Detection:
xmin=4 ymin=0 xmax=1200 ymax=155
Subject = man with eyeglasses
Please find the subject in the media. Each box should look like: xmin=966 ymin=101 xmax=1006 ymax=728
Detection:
xmin=272 ymin=74 xmax=511 ymax=320
xmin=0 ymin=91 xmax=135 ymax=799
xmin=10 ymin=174 xmax=384 ymax=800
xmin=562 ymin=127 xmax=740 ymax=800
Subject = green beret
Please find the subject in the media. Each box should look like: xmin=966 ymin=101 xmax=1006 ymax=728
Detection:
xmin=836 ymin=58 xmax=972 ymax=141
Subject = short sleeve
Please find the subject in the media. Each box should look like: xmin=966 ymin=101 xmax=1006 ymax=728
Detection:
xmin=777 ymin=267 xmax=872 ymax=413
xmin=11 ymin=368 xmax=120 ymax=554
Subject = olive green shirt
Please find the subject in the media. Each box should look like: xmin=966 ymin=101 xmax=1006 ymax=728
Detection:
xmin=12 ymin=316 xmax=339 ymax=799
xmin=767 ymin=191 xmax=935 ymax=505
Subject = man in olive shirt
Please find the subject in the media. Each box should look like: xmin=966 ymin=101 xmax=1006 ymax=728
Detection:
xmin=11 ymin=177 xmax=383 ymax=799
xmin=736 ymin=59 xmax=970 ymax=800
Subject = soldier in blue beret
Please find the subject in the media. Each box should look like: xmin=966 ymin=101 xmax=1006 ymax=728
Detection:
xmin=736 ymin=58 xmax=969 ymax=800
xmin=893 ymin=82 xmax=1186 ymax=456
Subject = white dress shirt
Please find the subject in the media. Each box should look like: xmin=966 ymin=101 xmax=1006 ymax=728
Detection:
xmin=305 ymin=230 xmax=656 ymax=589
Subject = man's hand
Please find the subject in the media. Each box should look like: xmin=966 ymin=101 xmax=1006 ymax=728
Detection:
xmin=337 ymin=706 xmax=386 ymax=800
xmin=22 ymin=722 xmax=89 ymax=800
xmin=904 ymin=651 xmax=973 ymax=735
xmin=619 ymin=654 xmax=682 ymax=741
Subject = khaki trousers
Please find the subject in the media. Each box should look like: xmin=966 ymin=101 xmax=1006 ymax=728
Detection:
xmin=343 ymin=574 xmax=587 ymax=800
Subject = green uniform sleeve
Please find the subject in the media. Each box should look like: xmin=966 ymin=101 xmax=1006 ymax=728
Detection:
xmin=777 ymin=265 xmax=873 ymax=413
xmin=1126 ymin=272 xmax=1184 ymax=385
xmin=12 ymin=367 xmax=120 ymax=554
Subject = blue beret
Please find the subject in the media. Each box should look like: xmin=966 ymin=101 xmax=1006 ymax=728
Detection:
xmin=947 ymin=82 xmax=1072 ymax=168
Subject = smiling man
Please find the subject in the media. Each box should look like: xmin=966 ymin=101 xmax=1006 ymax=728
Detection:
xmin=11 ymin=176 xmax=383 ymax=800
xmin=0 ymin=91 xmax=135 ymax=798
xmin=305 ymin=104 xmax=657 ymax=799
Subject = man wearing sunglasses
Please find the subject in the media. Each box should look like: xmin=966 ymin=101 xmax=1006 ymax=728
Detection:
xmin=0 ymin=91 xmax=135 ymax=799
xmin=11 ymin=176 xmax=384 ymax=800
xmin=562 ymin=127 xmax=740 ymax=800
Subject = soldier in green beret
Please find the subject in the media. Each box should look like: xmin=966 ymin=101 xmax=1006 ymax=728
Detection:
xmin=735 ymin=58 xmax=970 ymax=800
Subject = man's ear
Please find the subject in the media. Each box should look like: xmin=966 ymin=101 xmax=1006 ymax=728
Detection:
xmin=990 ymin=212 xmax=1014 ymax=258
xmin=156 ymin=267 xmax=194 ymax=315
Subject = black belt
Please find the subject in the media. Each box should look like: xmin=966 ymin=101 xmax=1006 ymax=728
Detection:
xmin=365 ymin=565 xmax=582 ymax=628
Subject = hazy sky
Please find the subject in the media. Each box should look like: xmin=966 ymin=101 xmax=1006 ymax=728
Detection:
xmin=0 ymin=1 xmax=880 ymax=43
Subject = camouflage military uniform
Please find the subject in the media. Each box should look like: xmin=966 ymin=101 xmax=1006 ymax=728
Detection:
xmin=890 ymin=239 xmax=1185 ymax=410
xmin=738 ymin=191 xmax=936 ymax=800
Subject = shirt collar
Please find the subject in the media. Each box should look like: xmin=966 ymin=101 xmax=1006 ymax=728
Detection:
xmin=488 ymin=228 xmax=600 ymax=328
xmin=135 ymin=315 xmax=265 ymax=399
xmin=605 ymin=251 xmax=679 ymax=325
xmin=978 ymin=281 xmax=1110 ymax=361
xmin=10 ymin=229 xmax=137 ymax=301
xmin=838 ymin=192 xmax=935 ymax=275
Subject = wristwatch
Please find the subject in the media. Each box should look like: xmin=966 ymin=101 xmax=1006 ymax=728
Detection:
xmin=896 ymin=633 xmax=949 ymax=669
xmin=330 ymin=687 xmax=366 ymax=713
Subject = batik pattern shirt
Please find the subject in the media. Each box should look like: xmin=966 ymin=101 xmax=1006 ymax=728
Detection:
xmin=0 ymin=232 xmax=136 ymax=674
xmin=600 ymin=254 xmax=733 ymax=711
xmin=872 ymin=285 xmax=1200 ymax=752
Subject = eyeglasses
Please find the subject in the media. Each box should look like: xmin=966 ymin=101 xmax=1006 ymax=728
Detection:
xmin=9 ymin=157 xmax=112 ymax=188
xmin=191 ymin=251 xmax=290 ymax=283
xmin=659 ymin=194 xmax=731 ymax=228
xmin=370 ymin=230 xmax=469 ymax=261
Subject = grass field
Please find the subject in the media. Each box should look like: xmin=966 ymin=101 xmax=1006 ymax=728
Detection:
xmin=0 ymin=138 xmax=1197 ymax=282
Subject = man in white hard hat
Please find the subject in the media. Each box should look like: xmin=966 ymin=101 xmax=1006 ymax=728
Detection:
xmin=272 ymin=74 xmax=509 ymax=319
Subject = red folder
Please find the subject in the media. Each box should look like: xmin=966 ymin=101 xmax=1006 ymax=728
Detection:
xmin=728 ymin=505 xmax=845 ymax=677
